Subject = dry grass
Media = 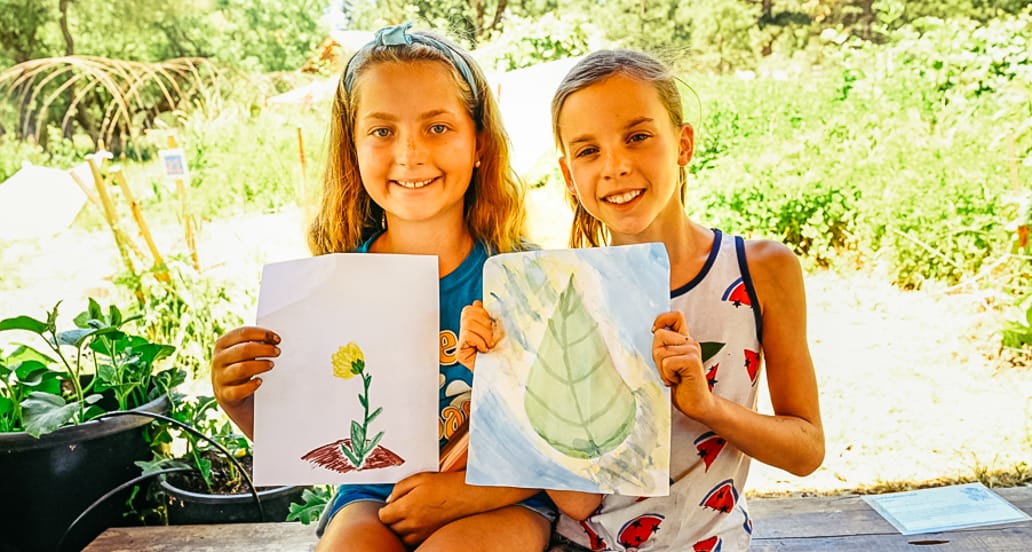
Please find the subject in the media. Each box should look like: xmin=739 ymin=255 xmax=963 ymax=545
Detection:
xmin=2 ymin=184 xmax=1030 ymax=497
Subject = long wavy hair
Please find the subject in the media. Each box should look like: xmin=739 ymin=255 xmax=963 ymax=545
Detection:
xmin=308 ymin=29 xmax=527 ymax=255
xmin=551 ymin=49 xmax=688 ymax=248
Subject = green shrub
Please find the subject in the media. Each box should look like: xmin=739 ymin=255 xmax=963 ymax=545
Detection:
xmin=686 ymin=13 xmax=1031 ymax=290
xmin=475 ymin=12 xmax=596 ymax=72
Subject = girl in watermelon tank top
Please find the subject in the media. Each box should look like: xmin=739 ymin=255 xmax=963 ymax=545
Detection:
xmin=459 ymin=49 xmax=825 ymax=551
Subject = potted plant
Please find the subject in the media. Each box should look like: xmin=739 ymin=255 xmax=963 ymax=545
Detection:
xmin=0 ymin=299 xmax=183 ymax=552
xmin=136 ymin=394 xmax=307 ymax=525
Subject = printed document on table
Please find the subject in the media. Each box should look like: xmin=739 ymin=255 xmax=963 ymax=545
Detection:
xmin=862 ymin=482 xmax=1031 ymax=535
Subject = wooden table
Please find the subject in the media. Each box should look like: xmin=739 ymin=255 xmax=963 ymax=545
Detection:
xmin=84 ymin=486 xmax=1032 ymax=551
xmin=748 ymin=486 xmax=1032 ymax=551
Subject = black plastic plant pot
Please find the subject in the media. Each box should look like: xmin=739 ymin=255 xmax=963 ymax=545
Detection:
xmin=158 ymin=477 xmax=305 ymax=525
xmin=0 ymin=395 xmax=169 ymax=552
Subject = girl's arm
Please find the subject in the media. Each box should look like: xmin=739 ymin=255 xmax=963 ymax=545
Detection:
xmin=547 ymin=490 xmax=602 ymax=521
xmin=653 ymin=240 xmax=824 ymax=476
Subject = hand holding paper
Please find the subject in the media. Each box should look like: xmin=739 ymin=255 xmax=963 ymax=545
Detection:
xmin=457 ymin=300 xmax=502 ymax=371
xmin=211 ymin=325 xmax=281 ymax=439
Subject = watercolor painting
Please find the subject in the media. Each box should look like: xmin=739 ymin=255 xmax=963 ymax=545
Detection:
xmin=467 ymin=243 xmax=672 ymax=496
xmin=252 ymin=253 xmax=440 ymax=486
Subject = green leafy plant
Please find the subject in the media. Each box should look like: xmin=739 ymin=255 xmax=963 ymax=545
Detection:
xmin=286 ymin=485 xmax=333 ymax=525
xmin=114 ymin=394 xmax=263 ymax=526
xmin=117 ymin=258 xmax=249 ymax=381
xmin=142 ymin=394 xmax=250 ymax=492
xmin=0 ymin=299 xmax=181 ymax=437
xmin=1002 ymin=293 xmax=1032 ymax=350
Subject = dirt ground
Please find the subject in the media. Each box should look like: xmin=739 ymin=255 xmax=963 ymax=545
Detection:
xmin=2 ymin=185 xmax=1030 ymax=497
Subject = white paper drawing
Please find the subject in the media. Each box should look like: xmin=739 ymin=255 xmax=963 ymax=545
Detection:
xmin=253 ymin=253 xmax=440 ymax=486
xmin=467 ymin=243 xmax=672 ymax=496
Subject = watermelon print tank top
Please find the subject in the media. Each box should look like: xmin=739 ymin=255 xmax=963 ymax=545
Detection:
xmin=555 ymin=230 xmax=763 ymax=552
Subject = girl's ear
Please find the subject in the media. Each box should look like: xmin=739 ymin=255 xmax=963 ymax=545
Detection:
xmin=678 ymin=123 xmax=695 ymax=166
xmin=559 ymin=156 xmax=577 ymax=197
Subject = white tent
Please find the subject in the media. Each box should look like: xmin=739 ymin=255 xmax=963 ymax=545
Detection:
xmin=0 ymin=162 xmax=89 ymax=241
xmin=492 ymin=57 xmax=581 ymax=176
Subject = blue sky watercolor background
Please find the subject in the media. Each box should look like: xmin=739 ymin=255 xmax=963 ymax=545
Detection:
xmin=467 ymin=243 xmax=672 ymax=496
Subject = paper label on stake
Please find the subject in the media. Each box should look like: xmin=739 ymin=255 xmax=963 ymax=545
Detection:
xmin=158 ymin=148 xmax=189 ymax=180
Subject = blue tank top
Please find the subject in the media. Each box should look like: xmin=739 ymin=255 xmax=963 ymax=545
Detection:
xmin=358 ymin=234 xmax=486 ymax=449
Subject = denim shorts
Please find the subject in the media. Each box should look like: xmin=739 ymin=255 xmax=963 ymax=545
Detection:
xmin=315 ymin=483 xmax=557 ymax=536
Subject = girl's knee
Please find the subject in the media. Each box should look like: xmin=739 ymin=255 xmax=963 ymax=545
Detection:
xmin=317 ymin=502 xmax=405 ymax=552
xmin=418 ymin=506 xmax=551 ymax=552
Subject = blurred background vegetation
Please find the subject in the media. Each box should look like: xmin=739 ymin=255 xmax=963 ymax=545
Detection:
xmin=1 ymin=0 xmax=1031 ymax=365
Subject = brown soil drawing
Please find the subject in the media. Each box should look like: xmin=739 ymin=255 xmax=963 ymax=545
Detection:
xmin=301 ymin=439 xmax=405 ymax=473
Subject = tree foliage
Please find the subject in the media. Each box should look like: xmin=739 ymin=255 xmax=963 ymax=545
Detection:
xmin=0 ymin=0 xmax=324 ymax=72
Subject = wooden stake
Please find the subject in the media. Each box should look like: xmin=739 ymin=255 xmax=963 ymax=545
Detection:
xmin=68 ymin=168 xmax=102 ymax=211
xmin=297 ymin=126 xmax=311 ymax=223
xmin=86 ymin=154 xmax=143 ymax=302
xmin=112 ymin=167 xmax=169 ymax=282
xmin=167 ymin=134 xmax=200 ymax=271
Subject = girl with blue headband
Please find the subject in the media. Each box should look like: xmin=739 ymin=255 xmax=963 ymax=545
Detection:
xmin=211 ymin=23 xmax=555 ymax=551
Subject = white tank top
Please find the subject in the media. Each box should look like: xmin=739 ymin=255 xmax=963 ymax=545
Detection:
xmin=556 ymin=230 xmax=763 ymax=551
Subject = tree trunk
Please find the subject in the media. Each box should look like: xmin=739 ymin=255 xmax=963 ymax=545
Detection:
xmin=470 ymin=0 xmax=486 ymax=40
xmin=58 ymin=0 xmax=78 ymax=140
xmin=488 ymin=0 xmax=507 ymax=35
xmin=58 ymin=0 xmax=74 ymax=55
xmin=859 ymin=0 xmax=874 ymax=41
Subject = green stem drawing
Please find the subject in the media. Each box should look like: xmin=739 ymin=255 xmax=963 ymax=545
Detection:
xmin=332 ymin=343 xmax=384 ymax=469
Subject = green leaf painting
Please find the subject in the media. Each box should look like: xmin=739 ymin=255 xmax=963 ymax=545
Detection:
xmin=466 ymin=244 xmax=671 ymax=496
xmin=524 ymin=275 xmax=636 ymax=459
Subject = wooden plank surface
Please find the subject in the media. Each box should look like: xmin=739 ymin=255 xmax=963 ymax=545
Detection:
xmin=84 ymin=487 xmax=1032 ymax=551
xmin=751 ymin=487 xmax=1032 ymax=539
xmin=750 ymin=487 xmax=1032 ymax=551
xmin=752 ymin=526 xmax=1032 ymax=552
xmin=83 ymin=523 xmax=316 ymax=552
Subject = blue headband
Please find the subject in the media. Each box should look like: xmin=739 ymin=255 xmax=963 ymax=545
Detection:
xmin=343 ymin=22 xmax=479 ymax=102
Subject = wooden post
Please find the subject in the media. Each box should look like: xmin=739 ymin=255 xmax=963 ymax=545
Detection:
xmin=86 ymin=154 xmax=143 ymax=302
xmin=68 ymin=168 xmax=102 ymax=211
xmin=167 ymin=134 xmax=200 ymax=271
xmin=111 ymin=167 xmax=169 ymax=282
xmin=297 ymin=126 xmax=311 ymax=223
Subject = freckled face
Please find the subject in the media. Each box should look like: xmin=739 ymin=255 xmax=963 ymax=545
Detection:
xmin=353 ymin=61 xmax=478 ymax=228
xmin=557 ymin=73 xmax=692 ymax=242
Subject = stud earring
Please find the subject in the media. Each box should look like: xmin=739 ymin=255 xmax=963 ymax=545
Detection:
xmin=475 ymin=159 xmax=481 ymax=168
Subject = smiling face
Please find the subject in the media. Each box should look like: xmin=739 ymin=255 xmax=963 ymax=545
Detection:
xmin=557 ymin=72 xmax=693 ymax=244
xmin=353 ymin=60 xmax=478 ymax=230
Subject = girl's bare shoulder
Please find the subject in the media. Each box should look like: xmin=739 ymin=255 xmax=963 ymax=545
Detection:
xmin=743 ymin=238 xmax=800 ymax=269
xmin=742 ymin=238 xmax=805 ymax=297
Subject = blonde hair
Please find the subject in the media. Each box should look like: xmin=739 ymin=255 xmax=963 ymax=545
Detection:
xmin=308 ymin=28 xmax=526 ymax=255
xmin=551 ymin=49 xmax=688 ymax=248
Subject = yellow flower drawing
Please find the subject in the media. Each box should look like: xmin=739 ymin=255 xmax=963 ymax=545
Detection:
xmin=332 ymin=342 xmax=365 ymax=380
